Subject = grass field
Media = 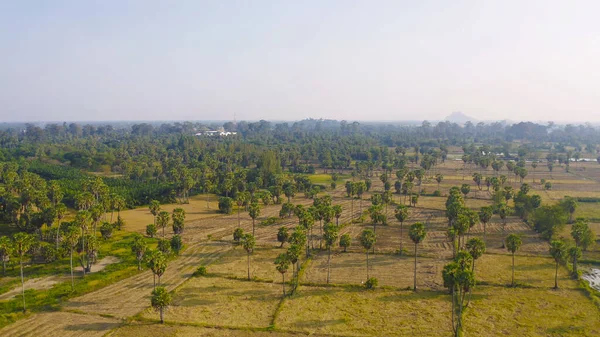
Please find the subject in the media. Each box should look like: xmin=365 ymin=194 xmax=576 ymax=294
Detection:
xmin=3 ymin=162 xmax=600 ymax=336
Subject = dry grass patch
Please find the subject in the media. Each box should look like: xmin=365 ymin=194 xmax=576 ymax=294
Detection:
xmin=210 ymin=247 xmax=283 ymax=281
xmin=475 ymin=254 xmax=575 ymax=289
xmin=120 ymin=195 xmax=219 ymax=233
xmin=464 ymin=286 xmax=600 ymax=336
xmin=111 ymin=323 xmax=304 ymax=337
xmin=0 ymin=311 xmax=122 ymax=337
xmin=302 ymin=252 xmax=445 ymax=290
xmin=141 ymin=276 xmax=281 ymax=328
xmin=276 ymin=286 xmax=452 ymax=336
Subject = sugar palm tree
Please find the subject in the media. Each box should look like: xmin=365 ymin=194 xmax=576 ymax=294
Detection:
xmin=549 ymin=240 xmax=566 ymax=289
xmin=274 ymin=253 xmax=290 ymax=296
xmin=13 ymin=232 xmax=36 ymax=312
xmin=149 ymin=200 xmax=161 ymax=225
xmin=394 ymin=205 xmax=409 ymax=253
xmin=360 ymin=229 xmax=376 ymax=280
xmin=64 ymin=226 xmax=80 ymax=290
xmin=409 ymin=222 xmax=427 ymax=291
xmin=241 ymin=234 xmax=256 ymax=280
xmin=506 ymin=234 xmax=522 ymax=286
xmin=151 ymin=286 xmax=172 ymax=324
xmin=323 ymin=223 xmax=339 ymax=283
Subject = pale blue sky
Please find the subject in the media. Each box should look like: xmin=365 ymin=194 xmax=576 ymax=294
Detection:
xmin=1 ymin=1 xmax=599 ymax=122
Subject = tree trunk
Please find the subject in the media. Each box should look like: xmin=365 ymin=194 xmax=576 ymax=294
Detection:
xmin=153 ymin=274 xmax=156 ymax=290
xmin=400 ymin=222 xmax=403 ymax=254
xmin=20 ymin=256 xmax=26 ymax=312
xmin=56 ymin=220 xmax=60 ymax=250
xmin=70 ymin=250 xmax=74 ymax=291
xmin=252 ymin=219 xmax=255 ymax=236
xmin=511 ymin=253 xmax=515 ymax=286
xmin=282 ymin=273 xmax=286 ymax=296
xmin=413 ymin=243 xmax=418 ymax=291
xmin=327 ymin=247 xmax=331 ymax=284
xmin=554 ymin=261 xmax=558 ymax=289
xmin=247 ymin=252 xmax=251 ymax=281
xmin=160 ymin=307 xmax=164 ymax=324
xmin=366 ymin=251 xmax=369 ymax=280
xmin=158 ymin=274 xmax=161 ymax=286
xmin=238 ymin=207 xmax=240 ymax=228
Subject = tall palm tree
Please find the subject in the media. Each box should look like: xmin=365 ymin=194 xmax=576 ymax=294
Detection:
xmin=549 ymin=240 xmax=566 ymax=289
xmin=242 ymin=234 xmax=256 ymax=280
xmin=360 ymin=229 xmax=376 ymax=280
xmin=13 ymin=232 xmax=35 ymax=312
xmin=409 ymin=222 xmax=427 ymax=291
xmin=506 ymin=234 xmax=522 ymax=287
xmin=64 ymin=226 xmax=80 ymax=291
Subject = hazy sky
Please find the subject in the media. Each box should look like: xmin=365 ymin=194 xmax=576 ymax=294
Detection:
xmin=1 ymin=0 xmax=600 ymax=122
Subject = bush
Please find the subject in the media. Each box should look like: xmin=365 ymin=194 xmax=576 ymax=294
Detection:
xmin=158 ymin=239 xmax=171 ymax=255
xmin=170 ymin=235 xmax=183 ymax=255
xmin=39 ymin=242 xmax=58 ymax=263
xmin=100 ymin=222 xmax=114 ymax=240
xmin=146 ymin=224 xmax=157 ymax=238
xmin=233 ymin=228 xmax=244 ymax=243
xmin=114 ymin=215 xmax=125 ymax=230
xmin=260 ymin=217 xmax=279 ymax=227
xmin=432 ymin=190 xmax=442 ymax=197
xmin=218 ymin=197 xmax=234 ymax=214
xmin=192 ymin=265 xmax=207 ymax=277
xmin=365 ymin=277 xmax=378 ymax=289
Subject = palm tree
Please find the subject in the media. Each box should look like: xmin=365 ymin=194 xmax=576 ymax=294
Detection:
xmin=274 ymin=253 xmax=290 ymax=296
xmin=409 ymin=222 xmax=427 ymax=291
xmin=172 ymin=208 xmax=186 ymax=234
xmin=64 ymin=226 xmax=80 ymax=290
xmin=248 ymin=202 xmax=260 ymax=236
xmin=478 ymin=206 xmax=493 ymax=244
xmin=151 ymin=286 xmax=172 ymax=324
xmin=13 ymin=232 xmax=35 ymax=312
xmin=149 ymin=200 xmax=161 ymax=225
xmin=147 ymin=250 xmax=167 ymax=289
xmin=505 ymin=234 xmax=522 ymax=286
xmin=323 ymin=223 xmax=339 ymax=283
xmin=156 ymin=211 xmax=170 ymax=238
xmin=0 ymin=237 xmax=12 ymax=275
xmin=394 ymin=205 xmax=409 ymax=253
xmin=55 ymin=203 xmax=67 ymax=249
xmin=332 ymin=205 xmax=343 ymax=225
xmin=360 ymin=229 xmax=376 ymax=280
xmin=241 ymin=234 xmax=256 ymax=280
xmin=549 ymin=240 xmax=566 ymax=289
xmin=465 ymin=238 xmax=486 ymax=272
xmin=131 ymin=233 xmax=148 ymax=271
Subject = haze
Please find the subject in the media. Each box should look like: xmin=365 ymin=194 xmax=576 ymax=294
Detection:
xmin=1 ymin=0 xmax=600 ymax=123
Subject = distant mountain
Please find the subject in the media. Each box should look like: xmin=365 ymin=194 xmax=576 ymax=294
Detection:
xmin=445 ymin=112 xmax=477 ymax=124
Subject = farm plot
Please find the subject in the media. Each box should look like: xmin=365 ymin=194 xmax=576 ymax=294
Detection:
xmin=0 ymin=311 xmax=122 ymax=337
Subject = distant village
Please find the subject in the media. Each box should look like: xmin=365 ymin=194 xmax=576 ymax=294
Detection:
xmin=194 ymin=127 xmax=237 ymax=137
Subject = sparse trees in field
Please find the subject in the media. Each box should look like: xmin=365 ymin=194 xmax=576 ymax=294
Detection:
xmin=241 ymin=234 xmax=256 ymax=280
xmin=478 ymin=206 xmax=493 ymax=244
xmin=131 ymin=233 xmax=148 ymax=271
xmin=549 ymin=240 xmax=566 ymax=289
xmin=505 ymin=234 xmax=522 ymax=286
xmin=274 ymin=253 xmax=290 ymax=296
xmin=323 ymin=223 xmax=339 ymax=284
xmin=568 ymin=246 xmax=582 ymax=278
xmin=13 ymin=232 xmax=35 ymax=312
xmin=409 ymin=222 xmax=427 ymax=291
xmin=360 ymin=229 xmax=376 ymax=280
xmin=151 ymin=286 xmax=172 ymax=324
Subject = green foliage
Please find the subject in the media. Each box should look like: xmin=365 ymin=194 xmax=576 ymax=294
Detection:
xmin=532 ymin=205 xmax=567 ymax=239
xmin=339 ymin=233 xmax=351 ymax=252
xmin=218 ymin=197 xmax=234 ymax=214
xmin=365 ymin=277 xmax=378 ymax=289
xmin=151 ymin=286 xmax=172 ymax=324
xmin=170 ymin=235 xmax=183 ymax=255
xmin=99 ymin=222 xmax=113 ymax=240
xmin=192 ymin=265 xmax=207 ymax=277
xmin=146 ymin=223 xmax=157 ymax=238
xmin=157 ymin=239 xmax=171 ymax=255
xmin=360 ymin=229 xmax=376 ymax=251
xmin=277 ymin=227 xmax=289 ymax=247
xmin=233 ymin=228 xmax=244 ymax=243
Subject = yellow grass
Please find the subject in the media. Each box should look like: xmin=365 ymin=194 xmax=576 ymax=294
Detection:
xmin=275 ymin=286 xmax=452 ymax=336
xmin=141 ymin=276 xmax=282 ymax=328
xmin=119 ymin=194 xmax=219 ymax=233
xmin=464 ymin=286 xmax=600 ymax=336
xmin=210 ymin=247 xmax=283 ymax=281
xmin=111 ymin=323 xmax=302 ymax=337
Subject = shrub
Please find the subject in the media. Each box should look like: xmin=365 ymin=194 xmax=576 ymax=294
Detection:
xmin=433 ymin=190 xmax=442 ymax=197
xmin=233 ymin=228 xmax=244 ymax=243
xmin=218 ymin=197 xmax=234 ymax=214
xmin=192 ymin=265 xmax=207 ymax=277
xmin=146 ymin=224 xmax=157 ymax=238
xmin=158 ymin=239 xmax=171 ymax=255
xmin=100 ymin=222 xmax=114 ymax=240
xmin=39 ymin=242 xmax=58 ymax=263
xmin=365 ymin=277 xmax=378 ymax=289
xmin=170 ymin=235 xmax=183 ymax=255
xmin=114 ymin=215 xmax=125 ymax=230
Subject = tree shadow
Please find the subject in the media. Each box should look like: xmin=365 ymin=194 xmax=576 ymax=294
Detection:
xmin=63 ymin=322 xmax=121 ymax=331
xmin=293 ymin=319 xmax=346 ymax=328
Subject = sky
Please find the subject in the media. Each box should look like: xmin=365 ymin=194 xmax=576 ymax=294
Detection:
xmin=1 ymin=0 xmax=600 ymax=123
